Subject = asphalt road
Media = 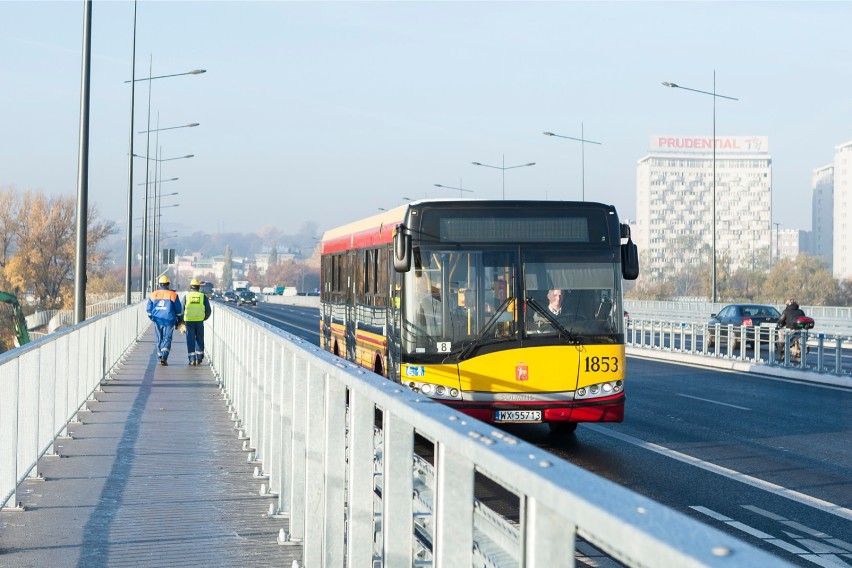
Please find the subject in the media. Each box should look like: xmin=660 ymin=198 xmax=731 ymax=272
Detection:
xmin=229 ymin=300 xmax=852 ymax=566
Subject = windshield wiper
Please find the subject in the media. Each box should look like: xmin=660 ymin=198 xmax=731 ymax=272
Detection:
xmin=526 ymin=298 xmax=578 ymax=343
xmin=450 ymin=297 xmax=515 ymax=362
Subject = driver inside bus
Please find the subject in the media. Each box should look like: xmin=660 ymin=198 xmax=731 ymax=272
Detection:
xmin=533 ymin=288 xmax=564 ymax=324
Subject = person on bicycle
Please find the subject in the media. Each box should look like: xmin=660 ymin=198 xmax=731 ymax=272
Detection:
xmin=777 ymin=298 xmax=806 ymax=330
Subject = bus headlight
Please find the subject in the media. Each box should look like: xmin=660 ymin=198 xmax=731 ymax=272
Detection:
xmin=406 ymin=382 xmax=462 ymax=400
xmin=576 ymin=381 xmax=623 ymax=400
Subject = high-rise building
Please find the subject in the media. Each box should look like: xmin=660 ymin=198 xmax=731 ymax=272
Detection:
xmin=811 ymin=164 xmax=833 ymax=270
xmin=635 ymin=135 xmax=772 ymax=284
xmin=832 ymin=141 xmax=852 ymax=279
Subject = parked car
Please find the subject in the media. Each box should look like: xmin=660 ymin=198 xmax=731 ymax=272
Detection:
xmin=707 ymin=304 xmax=781 ymax=349
xmin=237 ymin=290 xmax=257 ymax=306
xmin=222 ymin=291 xmax=238 ymax=303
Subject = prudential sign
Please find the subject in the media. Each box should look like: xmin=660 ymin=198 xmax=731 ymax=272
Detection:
xmin=651 ymin=135 xmax=768 ymax=154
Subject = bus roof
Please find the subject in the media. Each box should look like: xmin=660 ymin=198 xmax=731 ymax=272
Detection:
xmin=321 ymin=199 xmax=618 ymax=254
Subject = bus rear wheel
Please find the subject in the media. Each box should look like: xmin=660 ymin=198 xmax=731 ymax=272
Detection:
xmin=548 ymin=422 xmax=578 ymax=436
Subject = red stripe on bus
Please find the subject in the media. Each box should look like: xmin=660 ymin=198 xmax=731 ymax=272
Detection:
xmin=355 ymin=332 xmax=387 ymax=348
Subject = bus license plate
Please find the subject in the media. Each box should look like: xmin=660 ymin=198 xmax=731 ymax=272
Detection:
xmin=495 ymin=410 xmax=542 ymax=422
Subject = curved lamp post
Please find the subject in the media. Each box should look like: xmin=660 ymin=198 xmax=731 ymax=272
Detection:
xmin=471 ymin=156 xmax=535 ymax=199
xmin=126 ymin=63 xmax=204 ymax=299
xmin=543 ymin=126 xmax=601 ymax=201
xmin=434 ymin=183 xmax=474 ymax=198
xmin=662 ymin=73 xmax=738 ymax=304
xmin=132 ymin=152 xmax=193 ymax=291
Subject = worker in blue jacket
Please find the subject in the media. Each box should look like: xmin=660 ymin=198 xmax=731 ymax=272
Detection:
xmin=146 ymin=274 xmax=183 ymax=366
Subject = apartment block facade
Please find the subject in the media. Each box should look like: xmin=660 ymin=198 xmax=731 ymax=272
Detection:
xmin=635 ymin=135 xmax=772 ymax=282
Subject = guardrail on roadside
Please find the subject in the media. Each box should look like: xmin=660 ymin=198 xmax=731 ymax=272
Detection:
xmin=208 ymin=304 xmax=789 ymax=567
xmin=627 ymin=319 xmax=852 ymax=379
xmin=1 ymin=302 xmax=149 ymax=511
xmin=624 ymin=300 xmax=852 ymax=336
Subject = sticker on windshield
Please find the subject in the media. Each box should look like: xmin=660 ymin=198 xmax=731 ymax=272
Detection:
xmin=436 ymin=342 xmax=451 ymax=353
xmin=405 ymin=366 xmax=425 ymax=377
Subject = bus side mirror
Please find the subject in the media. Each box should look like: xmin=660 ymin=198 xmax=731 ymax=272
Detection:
xmin=393 ymin=226 xmax=412 ymax=273
xmin=619 ymin=222 xmax=639 ymax=280
xmin=621 ymin=239 xmax=639 ymax=280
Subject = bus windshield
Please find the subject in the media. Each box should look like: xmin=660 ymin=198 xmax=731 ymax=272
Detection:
xmin=401 ymin=247 xmax=623 ymax=356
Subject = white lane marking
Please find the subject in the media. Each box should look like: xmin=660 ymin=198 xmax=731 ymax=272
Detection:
xmin=690 ymin=505 xmax=731 ymax=521
xmin=743 ymin=505 xmax=831 ymax=538
xmin=690 ymin=506 xmax=812 ymax=556
xmin=584 ymin=424 xmax=852 ymax=522
xmin=727 ymin=520 xmax=774 ymax=539
xmin=675 ymin=393 xmax=751 ymax=410
xmin=744 ymin=505 xmax=852 ymax=552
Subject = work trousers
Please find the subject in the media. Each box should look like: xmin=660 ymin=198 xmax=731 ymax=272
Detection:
xmin=154 ymin=323 xmax=175 ymax=360
xmin=186 ymin=321 xmax=205 ymax=363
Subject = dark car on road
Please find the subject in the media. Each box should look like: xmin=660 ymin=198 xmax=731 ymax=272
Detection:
xmin=707 ymin=304 xmax=781 ymax=349
xmin=237 ymin=290 xmax=257 ymax=306
xmin=222 ymin=291 xmax=238 ymax=303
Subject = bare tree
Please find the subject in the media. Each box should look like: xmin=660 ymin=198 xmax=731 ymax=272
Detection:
xmin=3 ymin=191 xmax=115 ymax=309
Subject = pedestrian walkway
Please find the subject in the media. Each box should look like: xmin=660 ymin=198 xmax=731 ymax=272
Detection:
xmin=0 ymin=327 xmax=301 ymax=567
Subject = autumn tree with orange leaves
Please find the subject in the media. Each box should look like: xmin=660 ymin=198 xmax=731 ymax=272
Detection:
xmin=1 ymin=187 xmax=116 ymax=310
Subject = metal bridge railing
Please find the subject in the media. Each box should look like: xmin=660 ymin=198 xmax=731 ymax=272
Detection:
xmin=627 ymin=319 xmax=852 ymax=378
xmin=208 ymin=304 xmax=789 ymax=567
xmin=0 ymin=302 xmax=149 ymax=511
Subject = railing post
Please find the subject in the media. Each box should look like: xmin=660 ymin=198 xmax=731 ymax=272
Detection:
xmin=303 ymin=364 xmax=327 ymax=565
xmin=323 ymin=373 xmax=347 ymax=566
xmin=0 ymin=359 xmax=21 ymax=510
xmin=836 ymin=337 xmax=843 ymax=375
xmin=346 ymin=388 xmax=376 ymax=565
xmin=381 ymin=411 xmax=414 ymax=565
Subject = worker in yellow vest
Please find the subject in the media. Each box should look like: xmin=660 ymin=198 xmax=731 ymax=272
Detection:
xmin=146 ymin=274 xmax=183 ymax=366
xmin=183 ymin=278 xmax=212 ymax=365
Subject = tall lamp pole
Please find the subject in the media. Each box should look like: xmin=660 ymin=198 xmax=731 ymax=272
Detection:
xmin=133 ymin=152 xmax=192 ymax=289
xmin=126 ymin=66 xmax=205 ymax=296
xmin=74 ymin=0 xmax=93 ymax=324
xmin=124 ymin=0 xmax=138 ymax=305
xmin=471 ymin=155 xmax=536 ymax=199
xmin=662 ymin=72 xmax=738 ymax=304
xmin=543 ymin=125 xmax=601 ymax=201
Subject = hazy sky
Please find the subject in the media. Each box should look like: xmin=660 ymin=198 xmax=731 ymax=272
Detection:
xmin=2 ymin=1 xmax=851 ymax=239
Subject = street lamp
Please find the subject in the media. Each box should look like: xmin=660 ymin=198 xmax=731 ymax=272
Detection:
xmin=662 ymin=73 xmax=738 ymax=304
xmin=133 ymin=153 xmax=194 ymax=161
xmin=138 ymin=178 xmax=178 ymax=186
xmin=138 ymin=122 xmax=199 ymax=134
xmin=543 ymin=126 xmax=601 ymax=201
xmin=133 ymin=152 xmax=193 ymax=293
xmin=471 ymin=155 xmax=535 ymax=199
xmin=126 ymin=60 xmax=204 ymax=298
xmin=433 ymin=183 xmax=474 ymax=198
xmin=153 ymin=202 xmax=180 ymax=280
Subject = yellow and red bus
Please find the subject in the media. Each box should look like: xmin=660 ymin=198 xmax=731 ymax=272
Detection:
xmin=320 ymin=199 xmax=639 ymax=434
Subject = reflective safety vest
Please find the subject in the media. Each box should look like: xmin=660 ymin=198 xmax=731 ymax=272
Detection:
xmin=184 ymin=291 xmax=207 ymax=322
